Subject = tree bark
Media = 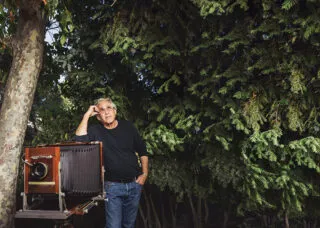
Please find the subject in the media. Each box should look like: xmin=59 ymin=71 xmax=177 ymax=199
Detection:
xmin=284 ymin=211 xmax=290 ymax=228
xmin=188 ymin=194 xmax=198 ymax=228
xmin=169 ymin=195 xmax=177 ymax=228
xmin=0 ymin=1 xmax=45 ymax=227
xmin=204 ymin=199 xmax=208 ymax=226
xmin=142 ymin=189 xmax=152 ymax=228
xmin=138 ymin=205 xmax=148 ymax=228
xmin=313 ymin=219 xmax=317 ymax=228
xmin=223 ymin=201 xmax=231 ymax=228
xmin=197 ymin=197 xmax=202 ymax=228
xmin=161 ymin=194 xmax=167 ymax=228
xmin=149 ymin=193 xmax=161 ymax=228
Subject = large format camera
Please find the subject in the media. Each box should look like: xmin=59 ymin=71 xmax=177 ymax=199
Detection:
xmin=15 ymin=142 xmax=104 ymax=221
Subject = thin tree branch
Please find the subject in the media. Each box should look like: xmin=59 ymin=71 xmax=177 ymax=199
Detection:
xmin=110 ymin=0 xmax=118 ymax=7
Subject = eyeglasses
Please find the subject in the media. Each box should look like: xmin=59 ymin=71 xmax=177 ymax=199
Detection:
xmin=99 ymin=106 xmax=115 ymax=113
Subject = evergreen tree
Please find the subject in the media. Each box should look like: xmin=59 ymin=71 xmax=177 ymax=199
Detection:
xmin=28 ymin=0 xmax=320 ymax=226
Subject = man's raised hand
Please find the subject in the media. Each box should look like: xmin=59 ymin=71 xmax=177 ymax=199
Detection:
xmin=85 ymin=105 xmax=99 ymax=117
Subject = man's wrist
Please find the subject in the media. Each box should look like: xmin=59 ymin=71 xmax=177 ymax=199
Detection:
xmin=142 ymin=172 xmax=148 ymax=177
xmin=84 ymin=113 xmax=91 ymax=119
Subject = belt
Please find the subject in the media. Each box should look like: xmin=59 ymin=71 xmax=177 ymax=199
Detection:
xmin=106 ymin=177 xmax=136 ymax=183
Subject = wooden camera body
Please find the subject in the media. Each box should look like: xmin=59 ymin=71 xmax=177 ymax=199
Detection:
xmin=16 ymin=142 xmax=105 ymax=220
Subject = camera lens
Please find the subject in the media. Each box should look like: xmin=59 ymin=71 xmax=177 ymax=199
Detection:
xmin=31 ymin=162 xmax=48 ymax=180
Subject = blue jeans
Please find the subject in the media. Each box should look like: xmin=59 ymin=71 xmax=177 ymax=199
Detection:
xmin=105 ymin=181 xmax=142 ymax=228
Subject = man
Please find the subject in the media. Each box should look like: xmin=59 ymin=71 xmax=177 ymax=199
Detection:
xmin=75 ymin=97 xmax=148 ymax=228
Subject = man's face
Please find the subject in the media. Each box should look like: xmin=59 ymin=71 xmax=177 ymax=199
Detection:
xmin=96 ymin=101 xmax=117 ymax=124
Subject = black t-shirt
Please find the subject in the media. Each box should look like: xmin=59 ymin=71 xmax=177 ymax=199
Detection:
xmin=74 ymin=120 xmax=148 ymax=181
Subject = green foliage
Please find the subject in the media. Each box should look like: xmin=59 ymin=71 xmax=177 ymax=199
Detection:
xmin=290 ymin=69 xmax=306 ymax=95
xmin=46 ymin=0 xmax=59 ymax=17
xmin=282 ymin=0 xmax=298 ymax=11
xmin=240 ymin=129 xmax=319 ymax=216
xmin=74 ymin=0 xmax=320 ymax=221
xmin=144 ymin=124 xmax=184 ymax=155
xmin=190 ymin=0 xmax=224 ymax=17
xmin=29 ymin=0 xmax=320 ymax=224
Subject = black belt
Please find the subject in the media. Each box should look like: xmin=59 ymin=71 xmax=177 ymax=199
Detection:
xmin=106 ymin=177 xmax=136 ymax=183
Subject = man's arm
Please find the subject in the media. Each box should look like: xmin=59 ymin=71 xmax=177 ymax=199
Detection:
xmin=136 ymin=156 xmax=148 ymax=185
xmin=76 ymin=105 xmax=98 ymax=136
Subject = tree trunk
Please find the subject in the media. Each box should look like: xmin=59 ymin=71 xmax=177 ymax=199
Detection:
xmin=284 ymin=211 xmax=290 ymax=228
xmin=204 ymin=199 xmax=208 ymax=226
xmin=161 ymin=194 xmax=167 ymax=228
xmin=313 ymin=219 xmax=317 ymax=228
xmin=0 ymin=1 xmax=45 ymax=227
xmin=169 ymin=195 xmax=177 ymax=228
xmin=188 ymin=194 xmax=198 ymax=228
xmin=138 ymin=205 xmax=148 ymax=228
xmin=149 ymin=193 xmax=161 ymax=228
xmin=223 ymin=201 xmax=231 ymax=228
xmin=142 ymin=189 xmax=152 ymax=228
xmin=197 ymin=197 xmax=202 ymax=228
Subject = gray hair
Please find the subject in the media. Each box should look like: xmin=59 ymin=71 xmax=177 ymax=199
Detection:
xmin=95 ymin=97 xmax=117 ymax=110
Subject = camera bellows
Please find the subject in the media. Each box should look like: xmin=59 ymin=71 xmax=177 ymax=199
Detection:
xmin=61 ymin=144 xmax=101 ymax=195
